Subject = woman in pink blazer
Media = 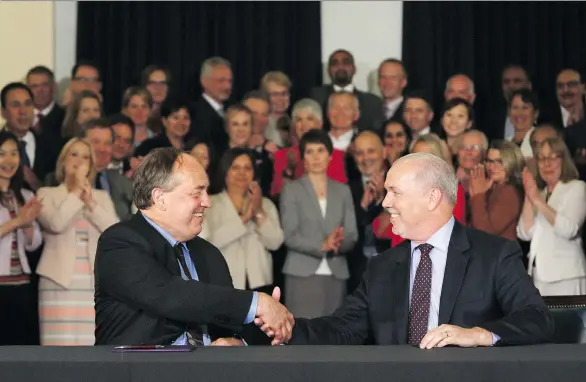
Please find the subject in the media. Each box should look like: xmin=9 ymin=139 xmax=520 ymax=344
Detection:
xmin=36 ymin=138 xmax=118 ymax=345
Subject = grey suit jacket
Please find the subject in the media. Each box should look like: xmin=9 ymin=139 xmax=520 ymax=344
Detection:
xmin=310 ymin=85 xmax=385 ymax=132
xmin=280 ymin=175 xmax=358 ymax=279
xmin=43 ymin=169 xmax=135 ymax=221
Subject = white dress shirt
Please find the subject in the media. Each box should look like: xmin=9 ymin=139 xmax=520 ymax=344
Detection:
xmin=507 ymin=127 xmax=534 ymax=158
xmin=314 ymin=199 xmax=333 ymax=275
xmin=202 ymin=93 xmax=224 ymax=117
xmin=21 ymin=130 xmax=36 ymax=166
xmin=384 ymin=96 xmax=404 ymax=120
xmin=561 ymin=106 xmax=571 ymax=128
xmin=33 ymin=102 xmax=55 ymax=126
xmin=409 ymin=216 xmax=454 ymax=331
xmin=333 ymin=84 xmax=355 ymax=93
xmin=329 ymin=129 xmax=354 ymax=151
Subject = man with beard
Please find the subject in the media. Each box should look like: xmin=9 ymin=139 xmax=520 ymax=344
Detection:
xmin=310 ymin=50 xmax=384 ymax=133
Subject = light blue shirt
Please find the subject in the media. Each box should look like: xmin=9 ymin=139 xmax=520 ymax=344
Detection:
xmin=409 ymin=216 xmax=499 ymax=345
xmin=143 ymin=215 xmax=258 ymax=346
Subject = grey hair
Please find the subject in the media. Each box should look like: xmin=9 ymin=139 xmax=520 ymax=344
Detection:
xmin=133 ymin=147 xmax=184 ymax=210
xmin=327 ymin=91 xmax=360 ymax=114
xmin=461 ymin=129 xmax=489 ymax=151
xmin=200 ymin=57 xmax=231 ymax=79
xmin=291 ymin=98 xmax=323 ymax=122
xmin=395 ymin=152 xmax=458 ymax=206
xmin=445 ymin=74 xmax=475 ymax=95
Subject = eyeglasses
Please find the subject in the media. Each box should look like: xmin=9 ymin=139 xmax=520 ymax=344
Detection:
xmin=537 ymin=154 xmax=561 ymax=164
xmin=556 ymin=80 xmax=581 ymax=90
xmin=268 ymin=91 xmax=290 ymax=98
xmin=385 ymin=132 xmax=405 ymax=139
xmin=460 ymin=145 xmax=482 ymax=152
xmin=484 ymin=158 xmax=503 ymax=165
xmin=73 ymin=76 xmax=100 ymax=83
xmin=147 ymin=80 xmax=168 ymax=87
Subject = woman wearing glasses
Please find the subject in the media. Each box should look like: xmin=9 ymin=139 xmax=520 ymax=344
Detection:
xmin=468 ymin=140 xmax=525 ymax=240
xmin=517 ymin=136 xmax=586 ymax=295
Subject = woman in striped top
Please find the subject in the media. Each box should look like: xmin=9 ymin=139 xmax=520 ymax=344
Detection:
xmin=0 ymin=131 xmax=43 ymax=345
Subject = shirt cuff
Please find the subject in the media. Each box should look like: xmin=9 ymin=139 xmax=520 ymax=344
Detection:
xmin=244 ymin=291 xmax=259 ymax=324
xmin=491 ymin=332 xmax=500 ymax=346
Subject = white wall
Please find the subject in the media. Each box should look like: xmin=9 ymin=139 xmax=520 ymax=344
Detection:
xmin=0 ymin=1 xmax=55 ymax=123
xmin=321 ymin=1 xmax=403 ymax=95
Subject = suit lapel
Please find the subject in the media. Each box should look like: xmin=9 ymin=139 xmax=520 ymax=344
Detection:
xmin=324 ymin=178 xmax=337 ymax=228
xmin=391 ymin=241 xmax=412 ymax=344
xmin=438 ymin=222 xmax=471 ymax=325
xmin=131 ymin=213 xmax=182 ymax=277
xmin=300 ymin=176 xmax=328 ymax=235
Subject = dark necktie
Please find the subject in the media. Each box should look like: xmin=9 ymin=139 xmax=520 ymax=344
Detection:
xmin=173 ymin=243 xmax=203 ymax=346
xmin=18 ymin=140 xmax=31 ymax=168
xmin=408 ymin=243 xmax=434 ymax=345
xmin=94 ymin=172 xmax=103 ymax=190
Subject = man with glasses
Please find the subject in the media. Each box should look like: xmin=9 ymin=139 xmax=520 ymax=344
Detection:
xmin=64 ymin=61 xmax=102 ymax=107
xmin=550 ymin=69 xmax=585 ymax=128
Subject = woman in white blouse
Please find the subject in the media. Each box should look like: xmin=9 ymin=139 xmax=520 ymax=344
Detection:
xmin=200 ymin=147 xmax=283 ymax=293
xmin=517 ymin=136 xmax=586 ymax=295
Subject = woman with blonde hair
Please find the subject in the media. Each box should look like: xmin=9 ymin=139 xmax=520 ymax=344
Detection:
xmin=62 ymin=90 xmax=103 ymax=140
xmin=122 ymin=87 xmax=154 ymax=147
xmin=36 ymin=138 xmax=118 ymax=345
xmin=469 ymin=140 xmax=525 ymax=240
xmin=260 ymin=71 xmax=292 ymax=147
xmin=518 ymin=136 xmax=586 ymax=295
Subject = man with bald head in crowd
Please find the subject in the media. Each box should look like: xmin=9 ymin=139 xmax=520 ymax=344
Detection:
xmin=310 ymin=49 xmax=384 ymax=132
xmin=278 ymin=152 xmax=553 ymax=347
xmin=347 ymin=131 xmax=390 ymax=293
xmin=445 ymin=74 xmax=476 ymax=105
xmin=378 ymin=59 xmax=408 ymax=122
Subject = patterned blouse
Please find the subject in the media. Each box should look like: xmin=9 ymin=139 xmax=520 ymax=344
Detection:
xmin=0 ymin=190 xmax=30 ymax=286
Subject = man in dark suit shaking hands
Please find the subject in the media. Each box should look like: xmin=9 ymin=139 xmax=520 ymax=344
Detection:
xmin=259 ymin=152 xmax=553 ymax=348
xmin=95 ymin=148 xmax=293 ymax=346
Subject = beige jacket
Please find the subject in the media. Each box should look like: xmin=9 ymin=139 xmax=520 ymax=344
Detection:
xmin=36 ymin=184 xmax=119 ymax=288
xmin=199 ymin=192 xmax=284 ymax=290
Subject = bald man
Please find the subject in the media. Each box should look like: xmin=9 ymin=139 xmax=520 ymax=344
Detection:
xmin=282 ymin=153 xmax=553 ymax=347
xmin=445 ymin=74 xmax=476 ymax=105
xmin=347 ymin=132 xmax=390 ymax=292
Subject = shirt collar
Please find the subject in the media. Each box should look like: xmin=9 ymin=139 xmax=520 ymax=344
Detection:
xmin=385 ymin=96 xmax=404 ymax=111
xmin=333 ymin=84 xmax=355 ymax=93
xmin=410 ymin=216 xmax=455 ymax=255
xmin=35 ymin=102 xmax=55 ymax=117
xmin=329 ymin=128 xmax=355 ymax=151
xmin=143 ymin=214 xmax=181 ymax=247
xmin=202 ymin=93 xmax=224 ymax=112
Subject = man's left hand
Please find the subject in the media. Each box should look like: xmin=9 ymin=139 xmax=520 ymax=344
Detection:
xmin=419 ymin=324 xmax=493 ymax=349
xmin=209 ymin=337 xmax=245 ymax=346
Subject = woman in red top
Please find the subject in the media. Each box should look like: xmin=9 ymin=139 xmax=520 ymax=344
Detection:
xmin=271 ymin=99 xmax=347 ymax=197
xmin=373 ymin=133 xmax=466 ymax=247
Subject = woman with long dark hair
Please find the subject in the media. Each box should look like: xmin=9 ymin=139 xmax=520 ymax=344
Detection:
xmin=0 ymin=130 xmax=43 ymax=344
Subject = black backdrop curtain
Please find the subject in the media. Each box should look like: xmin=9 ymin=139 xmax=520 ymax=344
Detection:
xmin=77 ymin=1 xmax=322 ymax=114
xmin=402 ymin=1 xmax=586 ymax=139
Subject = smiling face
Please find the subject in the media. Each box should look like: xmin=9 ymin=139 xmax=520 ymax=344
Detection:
xmin=509 ymin=94 xmax=538 ymax=131
xmin=226 ymin=110 xmax=252 ymax=147
xmin=226 ymin=154 xmax=254 ymax=191
xmin=537 ymin=143 xmax=562 ymax=186
xmin=485 ymin=148 xmax=506 ymax=184
xmin=353 ymin=134 xmax=384 ymax=177
xmin=442 ymin=104 xmax=472 ymax=137
xmin=63 ymin=141 xmax=92 ymax=179
xmin=294 ymin=109 xmax=322 ymax=140
xmin=383 ymin=122 xmax=408 ymax=154
xmin=164 ymin=107 xmax=191 ymax=139
xmin=0 ymin=139 xmax=20 ymax=181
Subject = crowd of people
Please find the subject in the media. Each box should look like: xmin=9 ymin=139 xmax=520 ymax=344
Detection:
xmin=1 ymin=48 xmax=585 ymax=346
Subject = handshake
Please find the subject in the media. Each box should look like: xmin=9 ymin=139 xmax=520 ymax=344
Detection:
xmin=254 ymin=287 xmax=295 ymax=346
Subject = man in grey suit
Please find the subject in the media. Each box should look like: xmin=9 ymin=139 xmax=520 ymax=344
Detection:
xmin=311 ymin=49 xmax=384 ymax=133
xmin=279 ymin=129 xmax=358 ymax=319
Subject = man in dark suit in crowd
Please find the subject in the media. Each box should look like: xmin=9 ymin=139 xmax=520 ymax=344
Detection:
xmin=310 ymin=49 xmax=384 ymax=133
xmin=187 ymin=57 xmax=232 ymax=157
xmin=26 ymin=66 xmax=65 ymax=139
xmin=542 ymin=69 xmax=585 ymax=130
xmin=257 ymin=152 xmax=553 ymax=347
xmin=94 ymin=148 xmax=294 ymax=346
xmin=1 ymin=82 xmax=60 ymax=191
xmin=378 ymin=59 xmax=408 ymax=124
xmin=403 ymin=90 xmax=442 ymax=140
xmin=347 ymin=131 xmax=390 ymax=293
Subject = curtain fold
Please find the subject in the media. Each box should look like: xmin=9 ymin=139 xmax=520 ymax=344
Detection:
xmin=77 ymin=1 xmax=323 ymax=113
xmin=402 ymin=1 xmax=586 ymax=139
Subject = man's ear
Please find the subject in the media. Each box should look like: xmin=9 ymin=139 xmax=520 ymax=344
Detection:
xmin=151 ymin=188 xmax=166 ymax=211
xmin=428 ymin=188 xmax=442 ymax=211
